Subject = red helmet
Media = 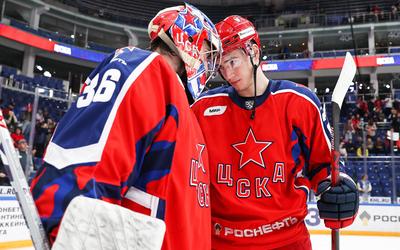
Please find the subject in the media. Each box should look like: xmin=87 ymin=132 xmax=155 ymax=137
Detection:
xmin=148 ymin=3 xmax=221 ymax=100
xmin=216 ymin=15 xmax=260 ymax=55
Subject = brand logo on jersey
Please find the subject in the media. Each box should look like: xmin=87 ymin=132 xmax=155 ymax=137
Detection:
xmin=232 ymin=127 xmax=272 ymax=169
xmin=214 ymin=223 xmax=222 ymax=235
xmin=204 ymin=106 xmax=227 ymax=116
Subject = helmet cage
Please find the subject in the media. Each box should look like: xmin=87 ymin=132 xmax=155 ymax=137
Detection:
xmin=148 ymin=3 xmax=222 ymax=100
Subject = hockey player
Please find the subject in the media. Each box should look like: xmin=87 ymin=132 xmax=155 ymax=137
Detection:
xmin=191 ymin=15 xmax=359 ymax=249
xmin=30 ymin=4 xmax=221 ymax=249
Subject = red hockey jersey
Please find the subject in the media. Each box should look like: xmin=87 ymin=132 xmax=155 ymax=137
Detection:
xmin=191 ymin=80 xmax=332 ymax=249
xmin=31 ymin=47 xmax=211 ymax=250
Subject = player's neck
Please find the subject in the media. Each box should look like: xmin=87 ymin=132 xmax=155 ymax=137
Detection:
xmin=255 ymin=69 xmax=269 ymax=96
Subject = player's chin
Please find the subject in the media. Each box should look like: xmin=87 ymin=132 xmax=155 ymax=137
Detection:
xmin=229 ymin=80 xmax=241 ymax=88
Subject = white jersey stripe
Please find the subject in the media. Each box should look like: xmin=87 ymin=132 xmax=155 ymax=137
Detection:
xmin=124 ymin=186 xmax=160 ymax=218
xmin=191 ymin=93 xmax=229 ymax=107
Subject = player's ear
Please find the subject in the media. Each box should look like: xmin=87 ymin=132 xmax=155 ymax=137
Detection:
xmin=250 ymin=44 xmax=260 ymax=64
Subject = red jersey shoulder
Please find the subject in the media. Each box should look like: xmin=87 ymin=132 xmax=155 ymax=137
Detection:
xmin=191 ymin=86 xmax=231 ymax=116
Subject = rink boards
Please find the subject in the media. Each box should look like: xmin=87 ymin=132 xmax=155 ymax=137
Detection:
xmin=1 ymin=186 xmax=399 ymax=248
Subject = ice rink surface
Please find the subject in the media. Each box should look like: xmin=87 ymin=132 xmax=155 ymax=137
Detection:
xmin=311 ymin=234 xmax=400 ymax=250
xmin=11 ymin=234 xmax=400 ymax=249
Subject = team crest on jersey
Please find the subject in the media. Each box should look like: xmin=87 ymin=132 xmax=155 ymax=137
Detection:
xmin=189 ymin=143 xmax=209 ymax=207
xmin=232 ymin=127 xmax=273 ymax=169
xmin=204 ymin=106 xmax=227 ymax=116
xmin=244 ymin=100 xmax=254 ymax=110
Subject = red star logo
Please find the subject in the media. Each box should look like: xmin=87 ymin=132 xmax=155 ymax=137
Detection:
xmin=183 ymin=12 xmax=197 ymax=29
xmin=232 ymin=128 xmax=272 ymax=169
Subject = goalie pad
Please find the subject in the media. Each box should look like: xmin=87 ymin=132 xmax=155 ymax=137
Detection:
xmin=52 ymin=196 xmax=166 ymax=250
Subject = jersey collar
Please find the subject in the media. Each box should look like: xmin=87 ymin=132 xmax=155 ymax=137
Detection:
xmin=229 ymin=79 xmax=273 ymax=110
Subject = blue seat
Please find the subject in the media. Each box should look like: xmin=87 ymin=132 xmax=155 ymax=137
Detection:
xmin=379 ymin=172 xmax=390 ymax=180
xmin=370 ymin=180 xmax=380 ymax=188
xmin=381 ymin=181 xmax=391 ymax=188
xmin=371 ymin=187 xmax=382 ymax=196
xmin=383 ymin=187 xmax=393 ymax=197
xmin=369 ymin=173 xmax=379 ymax=181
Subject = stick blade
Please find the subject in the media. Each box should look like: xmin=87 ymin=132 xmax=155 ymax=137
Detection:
xmin=331 ymin=52 xmax=356 ymax=109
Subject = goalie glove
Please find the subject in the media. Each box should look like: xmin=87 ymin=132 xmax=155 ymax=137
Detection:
xmin=316 ymin=173 xmax=359 ymax=229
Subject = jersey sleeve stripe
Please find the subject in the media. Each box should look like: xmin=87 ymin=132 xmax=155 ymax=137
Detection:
xmin=191 ymin=93 xmax=229 ymax=107
xmin=124 ymin=186 xmax=161 ymax=218
xmin=271 ymin=89 xmax=332 ymax=151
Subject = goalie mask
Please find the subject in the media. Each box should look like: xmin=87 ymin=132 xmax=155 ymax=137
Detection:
xmin=215 ymin=15 xmax=260 ymax=56
xmin=148 ymin=3 xmax=222 ymax=100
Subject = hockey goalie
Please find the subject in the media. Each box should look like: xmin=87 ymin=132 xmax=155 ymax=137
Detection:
xmin=30 ymin=3 xmax=222 ymax=249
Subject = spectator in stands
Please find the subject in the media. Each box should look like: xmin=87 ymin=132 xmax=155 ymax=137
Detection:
xmin=20 ymin=111 xmax=32 ymax=140
xmin=344 ymin=118 xmax=355 ymax=142
xmin=339 ymin=138 xmax=348 ymax=159
xmin=357 ymin=174 xmax=372 ymax=203
xmin=36 ymin=109 xmax=44 ymax=123
xmin=373 ymin=96 xmax=382 ymax=113
xmin=365 ymin=119 xmax=377 ymax=138
xmin=375 ymin=137 xmax=386 ymax=155
xmin=390 ymin=108 xmax=400 ymax=150
xmin=355 ymin=136 xmax=368 ymax=157
xmin=366 ymin=137 xmax=375 ymax=155
xmin=34 ymin=121 xmax=49 ymax=158
xmin=2 ymin=103 xmax=18 ymax=130
xmin=356 ymin=145 xmax=368 ymax=157
xmin=0 ymin=159 xmax=10 ymax=186
xmin=356 ymin=97 xmax=368 ymax=117
xmin=367 ymin=98 xmax=374 ymax=114
xmin=371 ymin=4 xmax=383 ymax=21
xmin=351 ymin=114 xmax=362 ymax=134
xmin=17 ymin=138 xmax=34 ymax=177
xmin=345 ymin=138 xmax=356 ymax=155
xmin=383 ymin=95 xmax=393 ymax=118
xmin=280 ymin=45 xmax=290 ymax=59
xmin=11 ymin=126 xmax=25 ymax=147
xmin=391 ymin=4 xmax=398 ymax=20
xmin=303 ymin=48 xmax=310 ymax=58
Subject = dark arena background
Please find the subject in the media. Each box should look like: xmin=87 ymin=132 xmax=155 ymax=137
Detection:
xmin=0 ymin=0 xmax=399 ymax=248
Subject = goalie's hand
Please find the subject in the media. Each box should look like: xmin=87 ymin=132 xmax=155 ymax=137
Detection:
xmin=316 ymin=173 xmax=359 ymax=229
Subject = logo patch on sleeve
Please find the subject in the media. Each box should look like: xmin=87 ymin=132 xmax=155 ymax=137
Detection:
xmin=204 ymin=106 xmax=227 ymax=116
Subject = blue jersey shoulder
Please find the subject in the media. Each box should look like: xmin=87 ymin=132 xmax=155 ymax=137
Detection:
xmin=270 ymin=79 xmax=322 ymax=107
xmin=199 ymin=85 xmax=232 ymax=98
xmin=53 ymin=47 xmax=155 ymax=149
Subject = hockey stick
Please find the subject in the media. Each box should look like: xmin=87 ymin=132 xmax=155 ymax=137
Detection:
xmin=330 ymin=52 xmax=356 ymax=250
xmin=0 ymin=110 xmax=50 ymax=249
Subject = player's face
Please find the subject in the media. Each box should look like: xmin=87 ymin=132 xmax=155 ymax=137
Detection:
xmin=199 ymin=41 xmax=220 ymax=80
xmin=219 ymin=49 xmax=254 ymax=97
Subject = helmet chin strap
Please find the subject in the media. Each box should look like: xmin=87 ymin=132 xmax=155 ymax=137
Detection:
xmin=249 ymin=50 xmax=259 ymax=120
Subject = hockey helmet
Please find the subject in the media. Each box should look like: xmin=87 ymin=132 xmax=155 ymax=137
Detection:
xmin=216 ymin=15 xmax=260 ymax=55
xmin=148 ymin=3 xmax=222 ymax=100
